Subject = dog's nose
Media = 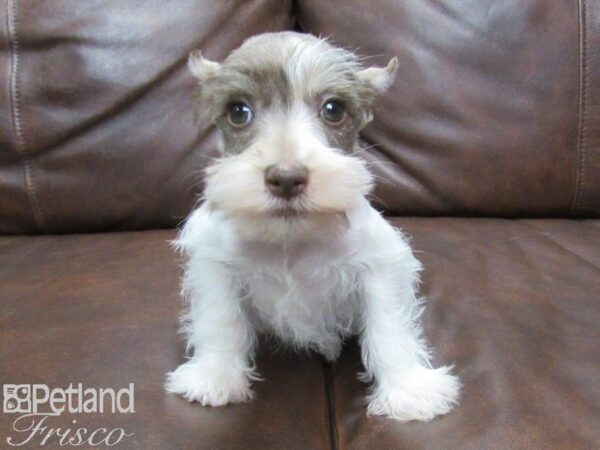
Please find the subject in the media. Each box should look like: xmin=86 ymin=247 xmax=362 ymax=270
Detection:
xmin=265 ymin=164 xmax=309 ymax=199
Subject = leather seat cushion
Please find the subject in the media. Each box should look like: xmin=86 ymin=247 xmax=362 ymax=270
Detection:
xmin=1 ymin=218 xmax=598 ymax=448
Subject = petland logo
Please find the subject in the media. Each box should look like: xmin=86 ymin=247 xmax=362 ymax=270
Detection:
xmin=3 ymin=384 xmax=135 ymax=447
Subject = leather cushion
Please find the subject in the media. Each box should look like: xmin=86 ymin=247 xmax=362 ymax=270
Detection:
xmin=1 ymin=219 xmax=599 ymax=448
xmin=0 ymin=0 xmax=293 ymax=233
xmin=297 ymin=0 xmax=600 ymax=217
xmin=330 ymin=218 xmax=600 ymax=449
xmin=0 ymin=230 xmax=331 ymax=449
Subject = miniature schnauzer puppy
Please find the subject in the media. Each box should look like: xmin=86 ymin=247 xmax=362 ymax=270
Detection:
xmin=166 ymin=31 xmax=459 ymax=421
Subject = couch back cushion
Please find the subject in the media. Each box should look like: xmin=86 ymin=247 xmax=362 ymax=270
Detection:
xmin=0 ymin=0 xmax=598 ymax=234
xmin=298 ymin=0 xmax=600 ymax=218
xmin=0 ymin=0 xmax=292 ymax=233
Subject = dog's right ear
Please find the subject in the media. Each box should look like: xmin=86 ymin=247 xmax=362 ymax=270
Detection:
xmin=188 ymin=49 xmax=220 ymax=80
xmin=357 ymin=57 xmax=399 ymax=94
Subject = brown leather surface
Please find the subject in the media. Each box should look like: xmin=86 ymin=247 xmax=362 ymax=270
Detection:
xmin=0 ymin=0 xmax=293 ymax=234
xmin=3 ymin=2 xmax=600 ymax=234
xmin=1 ymin=220 xmax=599 ymax=448
xmin=331 ymin=218 xmax=600 ymax=449
xmin=1 ymin=3 xmax=598 ymax=448
xmin=572 ymin=0 xmax=600 ymax=216
xmin=298 ymin=0 xmax=600 ymax=218
xmin=0 ymin=230 xmax=331 ymax=450
xmin=0 ymin=0 xmax=38 ymax=234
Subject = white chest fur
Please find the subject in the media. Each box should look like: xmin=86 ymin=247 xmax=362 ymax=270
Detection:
xmin=235 ymin=235 xmax=361 ymax=353
xmin=174 ymin=200 xmax=414 ymax=358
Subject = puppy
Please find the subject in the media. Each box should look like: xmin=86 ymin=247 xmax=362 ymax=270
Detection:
xmin=166 ymin=31 xmax=459 ymax=422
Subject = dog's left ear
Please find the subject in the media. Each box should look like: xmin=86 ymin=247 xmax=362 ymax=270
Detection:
xmin=188 ymin=49 xmax=221 ymax=81
xmin=357 ymin=57 xmax=399 ymax=94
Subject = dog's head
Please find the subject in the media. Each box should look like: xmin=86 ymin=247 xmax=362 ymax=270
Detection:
xmin=189 ymin=32 xmax=397 ymax=239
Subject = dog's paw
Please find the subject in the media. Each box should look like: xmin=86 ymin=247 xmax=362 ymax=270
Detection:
xmin=165 ymin=356 xmax=256 ymax=406
xmin=367 ymin=365 xmax=460 ymax=422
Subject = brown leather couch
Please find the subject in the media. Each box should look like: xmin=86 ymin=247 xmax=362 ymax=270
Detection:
xmin=1 ymin=1 xmax=599 ymax=449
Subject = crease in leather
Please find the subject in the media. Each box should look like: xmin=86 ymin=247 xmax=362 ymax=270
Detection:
xmin=427 ymin=1 xmax=500 ymax=47
xmin=27 ymin=0 xmax=249 ymax=156
xmin=40 ymin=54 xmax=187 ymax=156
xmin=42 ymin=0 xmax=249 ymax=154
xmin=518 ymin=220 xmax=600 ymax=271
xmin=7 ymin=0 xmax=46 ymax=232
xmin=31 ymin=0 xmax=245 ymax=156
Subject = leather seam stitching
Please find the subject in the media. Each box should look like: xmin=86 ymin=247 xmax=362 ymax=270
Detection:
xmin=572 ymin=0 xmax=588 ymax=214
xmin=7 ymin=0 xmax=47 ymax=232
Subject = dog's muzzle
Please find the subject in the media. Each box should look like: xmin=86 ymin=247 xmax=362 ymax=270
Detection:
xmin=264 ymin=164 xmax=308 ymax=200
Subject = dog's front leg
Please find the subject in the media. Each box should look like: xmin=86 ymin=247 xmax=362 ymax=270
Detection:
xmin=165 ymin=260 xmax=258 ymax=406
xmin=359 ymin=264 xmax=460 ymax=422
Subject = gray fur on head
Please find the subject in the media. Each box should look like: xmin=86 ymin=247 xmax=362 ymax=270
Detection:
xmin=188 ymin=32 xmax=398 ymax=154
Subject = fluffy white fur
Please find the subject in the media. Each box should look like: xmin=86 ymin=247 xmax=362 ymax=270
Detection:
xmin=166 ymin=32 xmax=459 ymax=422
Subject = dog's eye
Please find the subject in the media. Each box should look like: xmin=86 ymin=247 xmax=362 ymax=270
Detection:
xmin=226 ymin=102 xmax=253 ymax=127
xmin=320 ymin=100 xmax=347 ymax=125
